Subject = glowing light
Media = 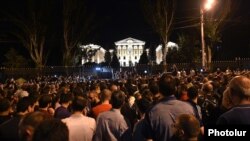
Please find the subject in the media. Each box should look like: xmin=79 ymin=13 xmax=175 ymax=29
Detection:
xmin=204 ymin=0 xmax=215 ymax=10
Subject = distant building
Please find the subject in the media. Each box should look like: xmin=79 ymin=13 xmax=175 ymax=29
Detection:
xmin=115 ymin=37 xmax=145 ymax=67
xmin=79 ymin=44 xmax=106 ymax=64
xmin=155 ymin=42 xmax=179 ymax=64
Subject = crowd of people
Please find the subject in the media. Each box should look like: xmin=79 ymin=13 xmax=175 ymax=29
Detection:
xmin=0 ymin=68 xmax=250 ymax=141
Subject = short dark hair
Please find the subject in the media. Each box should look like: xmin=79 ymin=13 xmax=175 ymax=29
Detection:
xmin=148 ymin=81 xmax=159 ymax=95
xmin=33 ymin=119 xmax=69 ymax=141
xmin=0 ymin=98 xmax=10 ymax=112
xmin=90 ymin=83 xmax=100 ymax=91
xmin=59 ymin=93 xmax=73 ymax=104
xmin=19 ymin=111 xmax=51 ymax=141
xmin=71 ymin=96 xmax=87 ymax=112
xmin=16 ymin=97 xmax=32 ymax=113
xmin=111 ymin=90 xmax=126 ymax=109
xmin=175 ymin=114 xmax=200 ymax=138
xmin=39 ymin=95 xmax=52 ymax=108
xmin=136 ymin=98 xmax=151 ymax=114
xmin=187 ymin=86 xmax=199 ymax=100
xmin=158 ymin=74 xmax=176 ymax=96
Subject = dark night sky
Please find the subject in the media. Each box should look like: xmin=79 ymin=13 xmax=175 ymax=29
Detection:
xmin=0 ymin=0 xmax=250 ymax=66
xmin=87 ymin=0 xmax=250 ymax=59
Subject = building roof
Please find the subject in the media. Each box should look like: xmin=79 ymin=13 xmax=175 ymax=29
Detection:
xmin=79 ymin=44 xmax=106 ymax=52
xmin=114 ymin=37 xmax=145 ymax=45
xmin=79 ymin=44 xmax=102 ymax=49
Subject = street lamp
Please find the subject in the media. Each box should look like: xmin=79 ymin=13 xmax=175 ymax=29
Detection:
xmin=201 ymin=0 xmax=215 ymax=69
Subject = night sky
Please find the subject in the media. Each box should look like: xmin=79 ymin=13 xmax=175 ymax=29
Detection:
xmin=0 ymin=0 xmax=250 ymax=66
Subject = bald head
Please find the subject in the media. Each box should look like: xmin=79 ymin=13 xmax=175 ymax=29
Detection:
xmin=100 ymin=89 xmax=112 ymax=102
xmin=229 ymin=76 xmax=250 ymax=98
xmin=203 ymin=82 xmax=213 ymax=93
xmin=174 ymin=114 xmax=200 ymax=139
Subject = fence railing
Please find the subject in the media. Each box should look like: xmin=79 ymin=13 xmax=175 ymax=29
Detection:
xmin=0 ymin=59 xmax=249 ymax=80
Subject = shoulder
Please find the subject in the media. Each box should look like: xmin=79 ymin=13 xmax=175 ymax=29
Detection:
xmin=216 ymin=114 xmax=228 ymax=124
xmin=96 ymin=110 xmax=111 ymax=120
xmin=150 ymin=99 xmax=193 ymax=111
xmin=85 ymin=116 xmax=96 ymax=123
xmin=61 ymin=117 xmax=70 ymax=123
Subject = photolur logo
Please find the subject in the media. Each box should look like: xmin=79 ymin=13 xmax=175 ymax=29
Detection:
xmin=208 ymin=129 xmax=247 ymax=136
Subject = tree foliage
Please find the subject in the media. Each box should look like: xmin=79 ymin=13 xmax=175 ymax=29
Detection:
xmin=138 ymin=51 xmax=149 ymax=64
xmin=104 ymin=51 xmax=112 ymax=65
xmin=110 ymin=53 xmax=120 ymax=69
xmin=3 ymin=48 xmax=29 ymax=68
xmin=166 ymin=33 xmax=200 ymax=64
xmin=177 ymin=33 xmax=200 ymax=63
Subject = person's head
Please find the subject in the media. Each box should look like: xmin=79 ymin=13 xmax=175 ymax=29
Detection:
xmin=111 ymin=90 xmax=126 ymax=109
xmin=90 ymin=83 xmax=101 ymax=94
xmin=59 ymin=93 xmax=73 ymax=105
xmin=0 ymin=98 xmax=11 ymax=114
xmin=187 ymin=86 xmax=199 ymax=100
xmin=202 ymin=82 xmax=213 ymax=93
xmin=149 ymin=81 xmax=162 ymax=102
xmin=187 ymin=77 xmax=193 ymax=83
xmin=100 ymin=89 xmax=112 ymax=102
xmin=32 ymin=119 xmax=69 ymax=141
xmin=16 ymin=97 xmax=36 ymax=114
xmin=228 ymin=76 xmax=250 ymax=105
xmin=173 ymin=114 xmax=200 ymax=141
xmin=158 ymin=74 xmax=176 ymax=97
xmin=222 ymin=87 xmax=233 ymax=109
xmin=142 ymin=89 xmax=153 ymax=102
xmin=71 ymin=96 xmax=88 ymax=113
xmin=38 ymin=95 xmax=52 ymax=109
xmin=19 ymin=111 xmax=51 ymax=141
xmin=110 ymin=84 xmax=118 ymax=92
xmin=136 ymin=97 xmax=151 ymax=116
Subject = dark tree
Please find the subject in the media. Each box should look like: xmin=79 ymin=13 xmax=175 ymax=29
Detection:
xmin=110 ymin=54 xmax=120 ymax=69
xmin=63 ymin=0 xmax=94 ymax=66
xmin=177 ymin=33 xmax=200 ymax=63
xmin=140 ymin=0 xmax=176 ymax=70
xmin=166 ymin=48 xmax=179 ymax=63
xmin=10 ymin=0 xmax=53 ymax=67
xmin=3 ymin=48 xmax=30 ymax=68
xmin=104 ymin=51 xmax=112 ymax=65
xmin=138 ymin=51 xmax=149 ymax=64
xmin=204 ymin=0 xmax=236 ymax=68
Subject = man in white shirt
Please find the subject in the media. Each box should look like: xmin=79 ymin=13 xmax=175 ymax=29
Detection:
xmin=62 ymin=96 xmax=96 ymax=141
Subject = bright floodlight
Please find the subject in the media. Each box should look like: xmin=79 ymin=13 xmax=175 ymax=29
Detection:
xmin=204 ymin=0 xmax=215 ymax=10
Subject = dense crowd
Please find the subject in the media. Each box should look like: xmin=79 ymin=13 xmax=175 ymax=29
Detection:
xmin=0 ymin=68 xmax=250 ymax=141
